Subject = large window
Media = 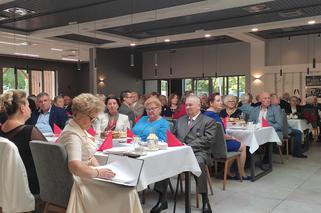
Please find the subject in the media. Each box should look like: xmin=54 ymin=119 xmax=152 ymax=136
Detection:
xmin=160 ymin=80 xmax=168 ymax=96
xmin=183 ymin=79 xmax=192 ymax=92
xmin=194 ymin=79 xmax=209 ymax=96
xmin=3 ymin=67 xmax=29 ymax=94
xmin=3 ymin=67 xmax=57 ymax=97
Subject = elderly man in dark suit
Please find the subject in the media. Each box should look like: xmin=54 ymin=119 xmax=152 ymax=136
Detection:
xmin=151 ymin=95 xmax=216 ymax=213
xmin=27 ymin=92 xmax=69 ymax=135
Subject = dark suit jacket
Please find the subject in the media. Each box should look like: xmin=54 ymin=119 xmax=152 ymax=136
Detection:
xmin=174 ymin=113 xmax=217 ymax=164
xmin=285 ymin=105 xmax=303 ymax=115
xmin=26 ymin=105 xmax=69 ymax=130
xmin=280 ymin=99 xmax=291 ymax=113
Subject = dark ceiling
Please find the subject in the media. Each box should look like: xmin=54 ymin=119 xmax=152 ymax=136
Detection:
xmin=100 ymin=0 xmax=321 ymax=39
xmin=136 ymin=35 xmax=241 ymax=52
xmin=0 ymin=0 xmax=204 ymax=31
xmin=252 ymin=23 xmax=321 ymax=39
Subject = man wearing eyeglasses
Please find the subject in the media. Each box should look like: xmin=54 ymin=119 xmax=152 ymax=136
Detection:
xmin=27 ymin=92 xmax=69 ymax=135
xmin=119 ymin=90 xmax=135 ymax=127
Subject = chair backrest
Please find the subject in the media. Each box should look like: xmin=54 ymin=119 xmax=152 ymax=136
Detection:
xmin=30 ymin=140 xmax=73 ymax=208
xmin=0 ymin=137 xmax=35 ymax=212
xmin=211 ymin=123 xmax=228 ymax=159
xmin=282 ymin=112 xmax=289 ymax=138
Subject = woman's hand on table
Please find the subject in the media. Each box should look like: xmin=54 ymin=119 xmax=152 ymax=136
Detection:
xmin=100 ymin=130 xmax=111 ymax=138
xmin=97 ymin=168 xmax=116 ymax=180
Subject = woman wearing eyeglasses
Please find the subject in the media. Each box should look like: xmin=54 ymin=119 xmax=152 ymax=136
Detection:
xmin=132 ymin=96 xmax=169 ymax=142
xmin=92 ymin=96 xmax=130 ymax=141
xmin=58 ymin=93 xmax=142 ymax=213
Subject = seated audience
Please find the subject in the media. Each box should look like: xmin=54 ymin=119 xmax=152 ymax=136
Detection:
xmin=172 ymin=91 xmax=192 ymax=119
xmin=285 ymin=96 xmax=303 ymax=116
xmin=151 ymin=95 xmax=215 ymax=213
xmin=270 ymin=94 xmax=307 ymax=158
xmin=159 ymin=95 xmax=170 ymax=117
xmin=220 ymin=95 xmax=242 ymax=119
xmin=249 ymin=92 xmax=283 ymax=140
xmin=280 ymin=92 xmax=291 ymax=112
xmin=200 ymin=93 xmax=209 ymax=112
xmin=93 ymin=96 xmax=130 ymax=140
xmin=63 ymin=95 xmax=72 ymax=115
xmin=119 ymin=90 xmax=135 ymax=126
xmin=132 ymin=97 xmax=169 ymax=142
xmin=251 ymin=94 xmax=261 ymax=107
xmin=27 ymin=92 xmax=69 ymax=135
xmin=163 ymin=93 xmax=180 ymax=117
xmin=0 ymin=90 xmax=47 ymax=194
xmin=53 ymin=95 xmax=64 ymax=108
xmin=131 ymin=91 xmax=144 ymax=118
xmin=238 ymin=93 xmax=253 ymax=119
xmin=204 ymin=93 xmax=248 ymax=179
xmin=58 ymin=93 xmax=142 ymax=212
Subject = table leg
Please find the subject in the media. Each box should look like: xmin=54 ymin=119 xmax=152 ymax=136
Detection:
xmin=250 ymin=142 xmax=273 ymax=182
xmin=184 ymin=172 xmax=191 ymax=213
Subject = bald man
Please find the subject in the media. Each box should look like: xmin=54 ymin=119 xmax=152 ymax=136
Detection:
xmin=249 ymin=92 xmax=283 ymax=140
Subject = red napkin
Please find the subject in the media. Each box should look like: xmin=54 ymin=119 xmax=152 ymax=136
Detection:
xmin=97 ymin=131 xmax=113 ymax=151
xmin=135 ymin=115 xmax=142 ymax=124
xmin=87 ymin=127 xmax=96 ymax=137
xmin=127 ymin=128 xmax=135 ymax=143
xmin=262 ymin=117 xmax=270 ymax=127
xmin=166 ymin=130 xmax=183 ymax=147
xmin=53 ymin=123 xmax=62 ymax=136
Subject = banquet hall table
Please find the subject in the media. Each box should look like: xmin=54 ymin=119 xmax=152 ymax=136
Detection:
xmin=287 ymin=119 xmax=312 ymax=133
xmin=226 ymin=126 xmax=282 ymax=181
xmin=95 ymin=146 xmax=201 ymax=213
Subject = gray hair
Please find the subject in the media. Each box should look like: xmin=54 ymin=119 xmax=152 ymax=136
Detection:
xmin=223 ymin=95 xmax=237 ymax=105
xmin=186 ymin=95 xmax=201 ymax=105
xmin=240 ymin=94 xmax=250 ymax=104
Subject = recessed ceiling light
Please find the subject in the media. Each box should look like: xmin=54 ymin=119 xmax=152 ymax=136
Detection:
xmin=308 ymin=20 xmax=316 ymax=25
xmin=51 ymin=48 xmax=63 ymax=52
xmin=0 ymin=41 xmax=28 ymax=46
xmin=68 ymin=21 xmax=78 ymax=25
xmin=204 ymin=34 xmax=211 ymax=38
xmin=251 ymin=28 xmax=259 ymax=32
xmin=164 ymin=38 xmax=170 ymax=42
xmin=130 ymin=43 xmax=136 ymax=47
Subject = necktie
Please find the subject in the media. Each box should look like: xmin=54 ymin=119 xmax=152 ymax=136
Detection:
xmin=188 ymin=118 xmax=193 ymax=128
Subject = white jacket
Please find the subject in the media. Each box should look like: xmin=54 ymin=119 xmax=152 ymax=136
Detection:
xmin=0 ymin=137 xmax=35 ymax=213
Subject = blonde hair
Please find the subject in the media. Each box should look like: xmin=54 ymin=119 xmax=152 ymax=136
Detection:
xmin=0 ymin=90 xmax=27 ymax=116
xmin=144 ymin=96 xmax=161 ymax=108
xmin=72 ymin=93 xmax=105 ymax=116
xmin=223 ymin=95 xmax=237 ymax=106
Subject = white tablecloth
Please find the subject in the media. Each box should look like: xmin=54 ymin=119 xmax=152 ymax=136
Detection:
xmin=95 ymin=146 xmax=201 ymax=191
xmin=287 ymin=119 xmax=312 ymax=133
xmin=226 ymin=127 xmax=282 ymax=154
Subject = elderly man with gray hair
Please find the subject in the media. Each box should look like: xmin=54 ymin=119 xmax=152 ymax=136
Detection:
xmin=151 ymin=95 xmax=216 ymax=213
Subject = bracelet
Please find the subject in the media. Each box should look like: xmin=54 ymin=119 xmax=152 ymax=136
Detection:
xmin=95 ymin=168 xmax=99 ymax=178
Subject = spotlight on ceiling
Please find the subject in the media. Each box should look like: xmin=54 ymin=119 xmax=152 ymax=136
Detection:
xmin=308 ymin=20 xmax=316 ymax=25
xmin=130 ymin=43 xmax=136 ymax=47
xmin=204 ymin=34 xmax=211 ymax=38
xmin=251 ymin=28 xmax=259 ymax=32
xmin=164 ymin=38 xmax=171 ymax=43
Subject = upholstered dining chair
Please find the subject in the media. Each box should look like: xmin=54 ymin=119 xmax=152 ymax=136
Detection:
xmin=0 ymin=137 xmax=35 ymax=213
xmin=30 ymin=140 xmax=73 ymax=213
xmin=211 ymin=123 xmax=243 ymax=191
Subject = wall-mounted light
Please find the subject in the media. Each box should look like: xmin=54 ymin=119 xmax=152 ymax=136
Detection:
xmin=98 ymin=76 xmax=105 ymax=86
xmin=280 ymin=68 xmax=283 ymax=76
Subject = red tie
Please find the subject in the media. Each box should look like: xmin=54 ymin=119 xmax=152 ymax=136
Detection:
xmin=188 ymin=118 xmax=193 ymax=128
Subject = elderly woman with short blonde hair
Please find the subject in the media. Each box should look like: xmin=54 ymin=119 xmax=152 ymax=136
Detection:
xmin=132 ymin=96 xmax=169 ymax=142
xmin=220 ymin=95 xmax=243 ymax=119
xmin=59 ymin=93 xmax=142 ymax=213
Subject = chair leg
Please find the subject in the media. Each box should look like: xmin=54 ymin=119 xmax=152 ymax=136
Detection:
xmin=236 ymin=157 xmax=243 ymax=182
xmin=140 ymin=190 xmax=146 ymax=204
xmin=278 ymin=145 xmax=284 ymax=164
xmin=214 ymin=160 xmax=218 ymax=177
xmin=223 ymin=160 xmax=229 ymax=191
xmin=285 ymin=139 xmax=289 ymax=158
xmin=179 ymin=175 xmax=184 ymax=193
xmin=169 ymin=179 xmax=174 ymax=195
xmin=43 ymin=202 xmax=49 ymax=213
xmin=205 ymin=165 xmax=214 ymax=195
xmin=196 ymin=190 xmax=200 ymax=208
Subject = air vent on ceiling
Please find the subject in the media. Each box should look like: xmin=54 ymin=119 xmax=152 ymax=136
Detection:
xmin=243 ymin=4 xmax=270 ymax=13
xmin=279 ymin=10 xmax=303 ymax=18
xmin=3 ymin=7 xmax=35 ymax=17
